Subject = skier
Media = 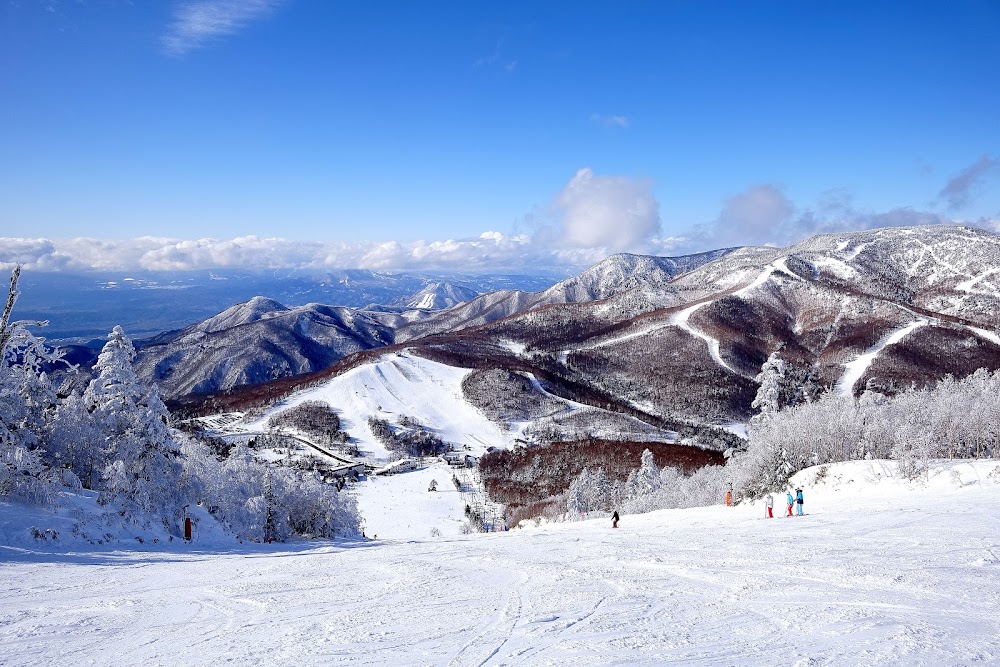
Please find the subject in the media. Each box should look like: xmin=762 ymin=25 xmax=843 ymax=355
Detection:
xmin=795 ymin=487 xmax=804 ymax=516
xmin=612 ymin=511 xmax=620 ymax=529
xmin=785 ymin=490 xmax=794 ymax=517
xmin=764 ymin=493 xmax=774 ymax=518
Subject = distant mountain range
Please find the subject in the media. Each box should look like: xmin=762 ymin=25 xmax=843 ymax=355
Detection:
xmin=393 ymin=225 xmax=1000 ymax=430
xmin=158 ymin=226 xmax=1000 ymax=447
xmin=14 ymin=268 xmax=561 ymax=345
xmin=136 ymin=249 xmax=733 ymax=398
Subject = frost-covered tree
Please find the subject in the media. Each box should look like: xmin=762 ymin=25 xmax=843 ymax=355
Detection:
xmin=0 ymin=267 xmax=67 ymax=505
xmin=566 ymin=467 xmax=592 ymax=515
xmin=750 ymin=352 xmax=788 ymax=425
xmin=588 ymin=467 xmax=613 ymax=512
xmin=750 ymin=353 xmax=824 ymax=428
xmin=566 ymin=466 xmax=614 ymax=515
xmin=629 ymin=449 xmax=660 ymax=498
xmin=84 ymin=326 xmax=184 ymax=532
xmin=191 ymin=442 xmax=361 ymax=542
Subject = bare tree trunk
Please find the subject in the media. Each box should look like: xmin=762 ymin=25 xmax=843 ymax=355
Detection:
xmin=0 ymin=266 xmax=21 ymax=352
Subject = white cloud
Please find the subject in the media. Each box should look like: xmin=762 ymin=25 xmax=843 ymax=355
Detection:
xmin=162 ymin=0 xmax=284 ymax=56
xmin=0 ymin=232 xmax=610 ymax=274
xmin=692 ymin=183 xmax=992 ymax=252
xmin=552 ymin=168 xmax=661 ymax=251
xmin=590 ymin=113 xmax=629 ymax=128
xmin=713 ymin=184 xmax=794 ymax=246
xmin=137 ymin=236 xmax=323 ymax=271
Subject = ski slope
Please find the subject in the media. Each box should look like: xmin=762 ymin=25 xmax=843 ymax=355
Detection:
xmin=245 ymin=352 xmax=512 ymax=462
xmin=2 ymin=460 xmax=998 ymax=666
xmin=355 ymin=461 xmax=477 ymax=540
xmin=835 ymin=319 xmax=930 ymax=398
xmin=575 ymin=262 xmax=790 ymax=375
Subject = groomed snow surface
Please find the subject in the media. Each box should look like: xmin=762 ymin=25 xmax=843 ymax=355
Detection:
xmin=3 ymin=460 xmax=999 ymax=666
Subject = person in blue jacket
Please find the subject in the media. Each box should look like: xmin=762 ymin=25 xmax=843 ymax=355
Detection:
xmin=785 ymin=490 xmax=794 ymax=517
xmin=795 ymin=487 xmax=804 ymax=516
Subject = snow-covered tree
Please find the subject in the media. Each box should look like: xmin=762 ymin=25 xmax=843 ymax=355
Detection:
xmin=84 ymin=326 xmax=185 ymax=532
xmin=750 ymin=352 xmax=788 ymax=425
xmin=0 ymin=267 xmax=66 ymax=505
xmin=566 ymin=467 xmax=592 ymax=515
xmin=566 ymin=466 xmax=614 ymax=515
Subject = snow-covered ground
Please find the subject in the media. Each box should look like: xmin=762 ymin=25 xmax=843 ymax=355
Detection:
xmin=355 ymin=461 xmax=479 ymax=540
xmin=2 ymin=460 xmax=999 ymax=666
xmin=244 ymin=352 xmax=513 ymax=462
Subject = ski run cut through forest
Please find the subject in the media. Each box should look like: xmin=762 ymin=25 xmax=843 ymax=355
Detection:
xmin=2 ymin=460 xmax=999 ymax=666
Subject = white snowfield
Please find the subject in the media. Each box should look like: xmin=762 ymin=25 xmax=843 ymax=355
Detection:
xmin=2 ymin=460 xmax=999 ymax=666
xmin=246 ymin=352 xmax=513 ymax=462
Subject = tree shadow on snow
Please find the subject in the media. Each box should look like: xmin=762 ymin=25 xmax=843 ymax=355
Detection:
xmin=0 ymin=536 xmax=380 ymax=567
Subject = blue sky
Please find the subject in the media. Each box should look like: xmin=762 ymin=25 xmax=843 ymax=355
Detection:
xmin=1 ymin=1 xmax=998 ymax=271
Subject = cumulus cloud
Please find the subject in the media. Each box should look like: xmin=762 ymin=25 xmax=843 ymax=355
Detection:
xmin=137 ymin=236 xmax=324 ymax=271
xmin=939 ymin=155 xmax=999 ymax=210
xmin=0 ymin=232 xmax=616 ymax=274
xmin=552 ymin=168 xmax=661 ymax=251
xmin=162 ymin=0 xmax=284 ymax=56
xmin=0 ymin=238 xmax=65 ymax=271
xmin=714 ymin=185 xmax=794 ymax=246
xmin=691 ymin=182 xmax=989 ymax=252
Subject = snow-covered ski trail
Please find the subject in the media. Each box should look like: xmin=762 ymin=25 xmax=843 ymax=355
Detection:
xmin=669 ymin=301 xmax=737 ymax=374
xmin=967 ymin=325 xmax=1000 ymax=346
xmin=2 ymin=461 xmax=1000 ymax=666
xmin=244 ymin=352 xmax=511 ymax=460
xmin=567 ymin=261 xmax=794 ymax=375
xmin=834 ymin=318 xmax=930 ymax=397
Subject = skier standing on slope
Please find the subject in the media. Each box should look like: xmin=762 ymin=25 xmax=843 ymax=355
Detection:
xmin=795 ymin=487 xmax=804 ymax=516
xmin=785 ymin=490 xmax=794 ymax=517
xmin=612 ymin=511 xmax=620 ymax=529
xmin=764 ymin=493 xmax=774 ymax=518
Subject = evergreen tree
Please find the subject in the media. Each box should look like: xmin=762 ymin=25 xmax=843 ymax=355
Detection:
xmin=566 ymin=467 xmax=592 ymax=514
xmin=85 ymin=326 xmax=184 ymax=532
xmin=635 ymin=449 xmax=660 ymax=496
xmin=751 ymin=352 xmax=788 ymax=425
xmin=0 ymin=267 xmax=65 ymax=505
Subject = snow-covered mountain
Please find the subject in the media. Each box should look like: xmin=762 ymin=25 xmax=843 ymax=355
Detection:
xmin=395 ymin=248 xmax=734 ymax=341
xmin=14 ymin=268 xmax=560 ymax=346
xmin=135 ymin=298 xmax=395 ymax=397
xmin=137 ymin=248 xmax=731 ymax=399
xmin=146 ymin=226 xmax=1000 ymax=419
xmin=255 ymin=225 xmax=1000 ymax=440
xmin=394 ymin=225 xmax=1000 ymax=428
xmin=392 ymin=281 xmax=479 ymax=310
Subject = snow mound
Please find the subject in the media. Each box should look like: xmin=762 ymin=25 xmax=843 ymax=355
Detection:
xmin=789 ymin=459 xmax=1000 ymax=498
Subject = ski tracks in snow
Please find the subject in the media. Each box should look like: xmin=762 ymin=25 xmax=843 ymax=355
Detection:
xmin=4 ymin=472 xmax=1000 ymax=665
